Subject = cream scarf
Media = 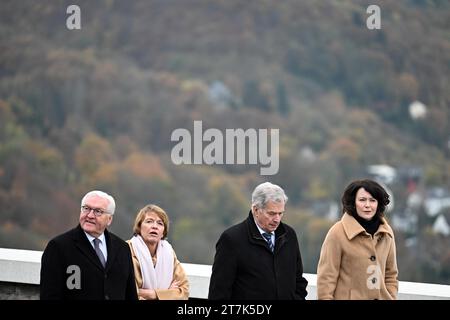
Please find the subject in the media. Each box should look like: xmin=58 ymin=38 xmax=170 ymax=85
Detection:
xmin=130 ymin=235 xmax=174 ymax=289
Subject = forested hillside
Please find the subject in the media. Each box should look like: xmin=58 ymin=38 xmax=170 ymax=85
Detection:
xmin=1 ymin=0 xmax=450 ymax=283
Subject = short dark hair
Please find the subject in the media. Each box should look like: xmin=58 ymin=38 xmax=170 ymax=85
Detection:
xmin=341 ymin=179 xmax=390 ymax=218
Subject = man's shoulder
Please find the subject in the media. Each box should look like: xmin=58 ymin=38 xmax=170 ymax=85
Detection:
xmin=42 ymin=226 xmax=80 ymax=254
xmin=222 ymin=219 xmax=247 ymax=236
xmin=217 ymin=219 xmax=249 ymax=245
xmin=48 ymin=226 xmax=79 ymax=243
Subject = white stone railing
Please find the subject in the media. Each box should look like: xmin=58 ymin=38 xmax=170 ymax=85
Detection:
xmin=1 ymin=248 xmax=449 ymax=300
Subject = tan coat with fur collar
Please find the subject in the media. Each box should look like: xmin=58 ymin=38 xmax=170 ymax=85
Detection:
xmin=317 ymin=213 xmax=398 ymax=300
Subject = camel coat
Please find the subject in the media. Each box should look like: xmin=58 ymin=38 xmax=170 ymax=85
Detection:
xmin=317 ymin=213 xmax=398 ymax=300
xmin=127 ymin=240 xmax=189 ymax=300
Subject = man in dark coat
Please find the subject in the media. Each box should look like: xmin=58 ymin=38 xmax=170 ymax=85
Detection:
xmin=40 ymin=190 xmax=138 ymax=300
xmin=208 ymin=182 xmax=308 ymax=300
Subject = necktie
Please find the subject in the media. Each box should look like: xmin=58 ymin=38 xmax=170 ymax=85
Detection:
xmin=262 ymin=232 xmax=274 ymax=252
xmin=93 ymin=238 xmax=106 ymax=268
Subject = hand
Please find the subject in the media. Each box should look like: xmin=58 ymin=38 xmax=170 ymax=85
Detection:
xmin=139 ymin=288 xmax=157 ymax=300
xmin=169 ymin=280 xmax=180 ymax=289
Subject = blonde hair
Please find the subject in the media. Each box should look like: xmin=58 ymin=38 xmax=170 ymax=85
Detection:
xmin=133 ymin=204 xmax=169 ymax=239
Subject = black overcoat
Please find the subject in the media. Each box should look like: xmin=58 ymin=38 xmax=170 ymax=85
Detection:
xmin=40 ymin=224 xmax=138 ymax=300
xmin=209 ymin=211 xmax=308 ymax=299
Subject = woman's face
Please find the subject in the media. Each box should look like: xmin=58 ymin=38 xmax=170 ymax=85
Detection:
xmin=140 ymin=211 xmax=165 ymax=245
xmin=355 ymin=187 xmax=378 ymax=221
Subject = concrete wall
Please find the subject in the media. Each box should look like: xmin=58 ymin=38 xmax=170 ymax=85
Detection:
xmin=0 ymin=282 xmax=39 ymax=300
xmin=1 ymin=248 xmax=449 ymax=300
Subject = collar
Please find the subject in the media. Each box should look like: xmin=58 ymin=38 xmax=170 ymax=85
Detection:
xmin=341 ymin=212 xmax=393 ymax=240
xmin=84 ymin=231 xmax=106 ymax=244
xmin=246 ymin=211 xmax=285 ymax=239
xmin=254 ymin=218 xmax=274 ymax=237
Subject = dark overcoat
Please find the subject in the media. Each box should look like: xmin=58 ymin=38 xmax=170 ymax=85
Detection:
xmin=208 ymin=211 xmax=308 ymax=300
xmin=40 ymin=224 xmax=138 ymax=300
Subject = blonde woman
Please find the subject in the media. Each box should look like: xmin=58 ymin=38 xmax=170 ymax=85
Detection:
xmin=128 ymin=204 xmax=189 ymax=300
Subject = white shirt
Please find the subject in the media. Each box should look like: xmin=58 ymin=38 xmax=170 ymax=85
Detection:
xmin=84 ymin=232 xmax=108 ymax=261
xmin=255 ymin=222 xmax=275 ymax=247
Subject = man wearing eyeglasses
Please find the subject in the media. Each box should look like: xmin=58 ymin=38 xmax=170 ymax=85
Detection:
xmin=208 ymin=182 xmax=308 ymax=300
xmin=40 ymin=190 xmax=138 ymax=300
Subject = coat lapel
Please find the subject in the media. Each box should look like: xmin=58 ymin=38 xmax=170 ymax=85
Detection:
xmin=342 ymin=213 xmax=394 ymax=240
xmin=342 ymin=213 xmax=365 ymax=240
xmin=274 ymin=224 xmax=287 ymax=251
xmin=72 ymin=225 xmax=106 ymax=271
xmin=375 ymin=217 xmax=394 ymax=239
xmin=246 ymin=211 xmax=287 ymax=253
xmin=247 ymin=211 xmax=272 ymax=251
xmin=104 ymin=230 xmax=117 ymax=271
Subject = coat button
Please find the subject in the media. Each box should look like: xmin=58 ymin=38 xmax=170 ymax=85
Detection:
xmin=370 ymin=256 xmax=376 ymax=261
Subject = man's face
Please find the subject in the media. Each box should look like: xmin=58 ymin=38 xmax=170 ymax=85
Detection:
xmin=79 ymin=195 xmax=113 ymax=238
xmin=253 ymin=200 xmax=285 ymax=233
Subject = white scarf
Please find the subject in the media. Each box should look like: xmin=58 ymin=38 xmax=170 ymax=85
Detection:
xmin=130 ymin=235 xmax=174 ymax=289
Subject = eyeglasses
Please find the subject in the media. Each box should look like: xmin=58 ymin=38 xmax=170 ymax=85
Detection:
xmin=81 ymin=205 xmax=108 ymax=217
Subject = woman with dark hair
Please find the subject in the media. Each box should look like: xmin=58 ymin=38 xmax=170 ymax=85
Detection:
xmin=317 ymin=179 xmax=398 ymax=300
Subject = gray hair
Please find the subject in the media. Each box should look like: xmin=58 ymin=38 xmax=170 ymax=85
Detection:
xmin=81 ymin=190 xmax=116 ymax=215
xmin=251 ymin=182 xmax=288 ymax=209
